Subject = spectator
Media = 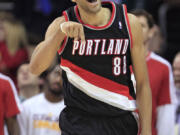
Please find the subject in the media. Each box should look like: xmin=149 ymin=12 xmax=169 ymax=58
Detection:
xmin=17 ymin=63 xmax=40 ymax=102
xmin=18 ymin=65 xmax=65 ymax=135
xmin=173 ymin=52 xmax=180 ymax=127
xmin=0 ymin=12 xmax=14 ymax=22
xmin=0 ymin=73 xmax=21 ymax=135
xmin=0 ymin=16 xmax=29 ymax=85
xmin=173 ymin=52 xmax=180 ymax=94
xmin=131 ymin=9 xmax=177 ymax=135
xmin=147 ymin=25 xmax=166 ymax=56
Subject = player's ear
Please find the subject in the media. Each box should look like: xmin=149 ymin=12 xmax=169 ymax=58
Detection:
xmin=72 ymin=0 xmax=76 ymax=2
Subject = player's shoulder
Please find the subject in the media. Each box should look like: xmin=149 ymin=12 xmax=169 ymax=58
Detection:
xmin=126 ymin=13 xmax=143 ymax=48
xmin=47 ymin=16 xmax=66 ymax=31
xmin=22 ymin=93 xmax=44 ymax=107
xmin=150 ymin=52 xmax=171 ymax=69
xmin=127 ymin=13 xmax=140 ymax=26
xmin=45 ymin=16 xmax=66 ymax=39
xmin=127 ymin=13 xmax=142 ymax=35
xmin=48 ymin=16 xmax=66 ymax=29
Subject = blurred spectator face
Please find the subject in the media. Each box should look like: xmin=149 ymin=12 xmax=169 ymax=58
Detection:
xmin=147 ymin=25 xmax=164 ymax=54
xmin=137 ymin=15 xmax=150 ymax=43
xmin=0 ymin=21 xmax=5 ymax=42
xmin=17 ymin=64 xmax=39 ymax=88
xmin=47 ymin=66 xmax=63 ymax=95
xmin=173 ymin=53 xmax=180 ymax=89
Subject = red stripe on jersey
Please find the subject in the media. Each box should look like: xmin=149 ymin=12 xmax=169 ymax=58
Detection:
xmin=63 ymin=11 xmax=68 ymax=21
xmin=58 ymin=11 xmax=68 ymax=54
xmin=130 ymin=65 xmax=133 ymax=73
xmin=75 ymin=1 xmax=116 ymax=30
xmin=58 ymin=36 xmax=68 ymax=54
xmin=61 ymin=58 xmax=134 ymax=100
xmin=123 ymin=5 xmax=133 ymax=48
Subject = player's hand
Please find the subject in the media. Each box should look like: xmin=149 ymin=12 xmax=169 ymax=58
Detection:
xmin=60 ymin=21 xmax=85 ymax=42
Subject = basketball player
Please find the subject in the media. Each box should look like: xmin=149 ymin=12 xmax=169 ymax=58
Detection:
xmin=29 ymin=0 xmax=152 ymax=135
xmin=131 ymin=9 xmax=177 ymax=135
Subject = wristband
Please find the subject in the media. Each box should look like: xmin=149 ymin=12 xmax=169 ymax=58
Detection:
xmin=60 ymin=22 xmax=66 ymax=33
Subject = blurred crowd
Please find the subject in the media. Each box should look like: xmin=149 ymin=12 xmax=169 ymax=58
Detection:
xmin=0 ymin=0 xmax=180 ymax=135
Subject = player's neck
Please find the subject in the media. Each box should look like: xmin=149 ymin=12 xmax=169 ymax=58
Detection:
xmin=78 ymin=7 xmax=111 ymax=27
xmin=19 ymin=85 xmax=40 ymax=99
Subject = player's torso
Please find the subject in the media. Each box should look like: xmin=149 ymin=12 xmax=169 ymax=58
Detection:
xmin=61 ymin=2 xmax=131 ymax=80
xmin=59 ymin=2 xmax=136 ymax=115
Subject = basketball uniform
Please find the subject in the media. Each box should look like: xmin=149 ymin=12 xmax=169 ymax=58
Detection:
xmin=58 ymin=2 xmax=138 ymax=135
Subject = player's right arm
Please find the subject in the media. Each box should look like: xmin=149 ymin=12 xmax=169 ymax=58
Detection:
xmin=29 ymin=16 xmax=66 ymax=75
xmin=29 ymin=16 xmax=85 ymax=75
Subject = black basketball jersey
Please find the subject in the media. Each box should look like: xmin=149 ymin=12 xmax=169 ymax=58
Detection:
xmin=58 ymin=2 xmax=136 ymax=116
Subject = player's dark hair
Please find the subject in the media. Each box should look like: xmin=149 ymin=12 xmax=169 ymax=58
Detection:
xmin=130 ymin=9 xmax=155 ymax=29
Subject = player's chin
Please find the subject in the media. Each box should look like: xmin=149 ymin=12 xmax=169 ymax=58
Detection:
xmin=88 ymin=3 xmax=101 ymax=13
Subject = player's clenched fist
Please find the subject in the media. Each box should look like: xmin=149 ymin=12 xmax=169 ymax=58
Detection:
xmin=60 ymin=21 xmax=85 ymax=42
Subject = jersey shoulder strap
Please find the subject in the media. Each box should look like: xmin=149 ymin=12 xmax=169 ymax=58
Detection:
xmin=62 ymin=6 xmax=78 ymax=22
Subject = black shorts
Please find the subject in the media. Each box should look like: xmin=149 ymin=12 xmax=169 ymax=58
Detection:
xmin=59 ymin=107 xmax=138 ymax=135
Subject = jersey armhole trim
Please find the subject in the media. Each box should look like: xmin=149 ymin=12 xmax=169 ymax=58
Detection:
xmin=58 ymin=11 xmax=69 ymax=55
xmin=122 ymin=5 xmax=133 ymax=49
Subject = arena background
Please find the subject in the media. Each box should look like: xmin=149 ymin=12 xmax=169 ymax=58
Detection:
xmin=0 ymin=0 xmax=179 ymax=63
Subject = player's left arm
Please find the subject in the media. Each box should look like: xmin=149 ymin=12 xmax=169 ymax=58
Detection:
xmin=156 ymin=64 xmax=177 ymax=135
xmin=128 ymin=13 xmax=152 ymax=135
